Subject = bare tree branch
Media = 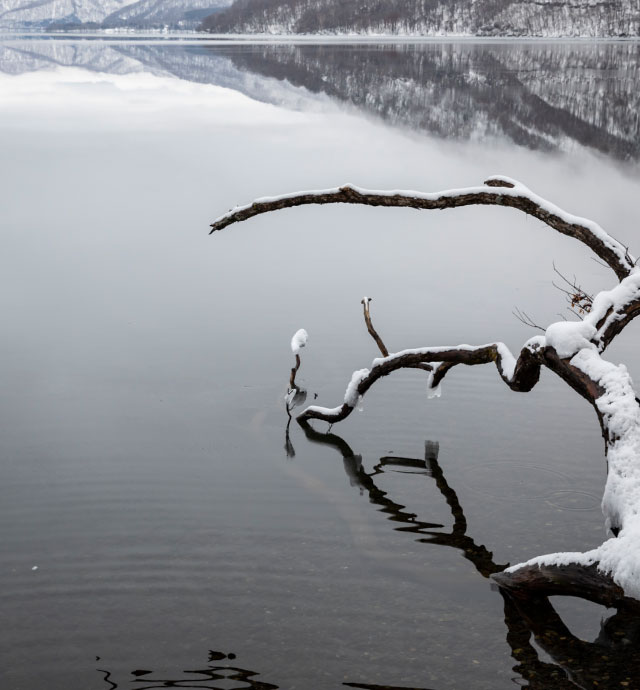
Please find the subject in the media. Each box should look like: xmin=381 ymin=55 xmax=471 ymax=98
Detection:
xmin=210 ymin=177 xmax=635 ymax=281
xmin=286 ymin=329 xmax=308 ymax=417
xmin=513 ymin=307 xmax=546 ymax=332
xmin=220 ymin=174 xmax=640 ymax=603
xmin=360 ymin=296 xmax=432 ymax=373
xmin=551 ymin=262 xmax=594 ymax=320
xmin=360 ymin=297 xmax=389 ymax=357
xmin=289 ymin=353 xmax=301 ymax=392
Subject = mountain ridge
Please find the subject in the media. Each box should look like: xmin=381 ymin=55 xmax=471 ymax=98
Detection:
xmin=201 ymin=0 xmax=640 ymax=37
xmin=1 ymin=0 xmax=638 ymax=33
xmin=0 ymin=0 xmax=229 ymax=29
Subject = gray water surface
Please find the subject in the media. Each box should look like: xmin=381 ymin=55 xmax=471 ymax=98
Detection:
xmin=1 ymin=38 xmax=639 ymax=689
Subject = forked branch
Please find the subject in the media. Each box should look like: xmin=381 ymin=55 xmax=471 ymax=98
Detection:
xmin=214 ymin=175 xmax=640 ymax=602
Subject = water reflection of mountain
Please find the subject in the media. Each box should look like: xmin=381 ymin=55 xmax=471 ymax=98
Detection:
xmin=219 ymin=42 xmax=640 ymax=160
xmin=1 ymin=41 xmax=638 ymax=160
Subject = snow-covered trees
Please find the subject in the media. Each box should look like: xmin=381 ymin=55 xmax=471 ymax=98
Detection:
xmin=201 ymin=0 xmax=640 ymax=37
xmin=211 ymin=176 xmax=640 ymax=606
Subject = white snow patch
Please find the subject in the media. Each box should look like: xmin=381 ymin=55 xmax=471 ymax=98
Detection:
xmin=587 ymin=270 xmax=640 ymax=348
xmin=303 ymin=404 xmax=344 ymax=417
xmin=345 ymin=369 xmax=370 ymax=407
xmin=505 ymin=549 xmax=599 ymax=576
xmin=496 ymin=342 xmax=517 ymax=380
xmin=545 ymin=320 xmax=597 ymax=359
xmin=291 ymin=328 xmax=308 ymax=355
xmin=508 ymin=345 xmax=640 ymax=599
xmin=525 ymin=335 xmax=546 ymax=350
xmin=371 ymin=343 xmax=478 ymax=369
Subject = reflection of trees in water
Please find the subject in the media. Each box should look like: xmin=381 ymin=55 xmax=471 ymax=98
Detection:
xmin=219 ymin=42 xmax=640 ymax=160
xmin=2 ymin=41 xmax=638 ymax=161
xmin=98 ymin=426 xmax=640 ymax=689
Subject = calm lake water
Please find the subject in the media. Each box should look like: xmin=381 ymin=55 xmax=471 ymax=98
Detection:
xmin=1 ymin=37 xmax=640 ymax=689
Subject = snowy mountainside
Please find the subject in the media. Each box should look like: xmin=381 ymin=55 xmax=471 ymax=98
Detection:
xmin=201 ymin=0 xmax=640 ymax=36
xmin=0 ymin=0 xmax=129 ymax=28
xmin=0 ymin=0 xmax=230 ymax=29
xmin=101 ymin=0 xmax=227 ymax=29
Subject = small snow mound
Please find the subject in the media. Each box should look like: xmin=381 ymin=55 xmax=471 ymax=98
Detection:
xmin=505 ymin=549 xmax=599 ymax=576
xmin=291 ymin=329 xmax=308 ymax=355
xmin=496 ymin=342 xmax=516 ymax=380
xmin=597 ymin=522 xmax=640 ymax=599
xmin=345 ymin=369 xmax=369 ymax=407
xmin=545 ymin=320 xmax=597 ymax=359
xmin=285 ymin=387 xmax=307 ymax=410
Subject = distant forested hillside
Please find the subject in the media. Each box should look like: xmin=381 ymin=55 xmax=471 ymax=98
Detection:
xmin=201 ymin=0 xmax=640 ymax=36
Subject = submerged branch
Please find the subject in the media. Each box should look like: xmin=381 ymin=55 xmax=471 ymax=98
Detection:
xmin=492 ymin=562 xmax=632 ymax=609
xmin=289 ymin=353 xmax=301 ymax=392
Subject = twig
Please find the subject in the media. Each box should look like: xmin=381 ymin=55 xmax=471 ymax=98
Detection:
xmin=513 ymin=307 xmax=545 ymax=332
xmin=552 ymin=262 xmax=593 ymax=315
xmin=360 ymin=297 xmax=389 ymax=357
xmin=360 ymin=297 xmax=431 ymax=372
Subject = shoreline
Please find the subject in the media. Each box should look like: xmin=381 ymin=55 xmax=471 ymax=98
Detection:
xmin=1 ymin=30 xmax=639 ymax=45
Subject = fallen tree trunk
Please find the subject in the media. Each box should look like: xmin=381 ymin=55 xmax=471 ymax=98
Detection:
xmin=211 ymin=175 xmax=640 ymax=603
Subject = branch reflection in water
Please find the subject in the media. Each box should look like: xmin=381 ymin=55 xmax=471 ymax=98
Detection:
xmin=295 ymin=420 xmax=640 ymax=689
xmin=97 ymin=426 xmax=640 ymax=689
xmin=97 ymin=650 xmax=279 ymax=689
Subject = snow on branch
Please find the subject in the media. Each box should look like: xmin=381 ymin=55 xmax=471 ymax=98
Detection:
xmin=211 ymin=176 xmax=636 ymax=281
xmin=290 ymin=328 xmax=308 ymax=355
xmin=299 ymin=339 xmax=543 ymax=424
xmin=212 ymin=175 xmax=640 ymax=603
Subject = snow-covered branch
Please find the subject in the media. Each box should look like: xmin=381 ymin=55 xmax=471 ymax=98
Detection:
xmin=214 ymin=174 xmax=640 ymax=602
xmin=298 ymin=339 xmax=543 ymax=424
xmin=292 ymin=296 xmax=640 ymax=599
xmin=211 ymin=176 xmax=635 ymax=281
